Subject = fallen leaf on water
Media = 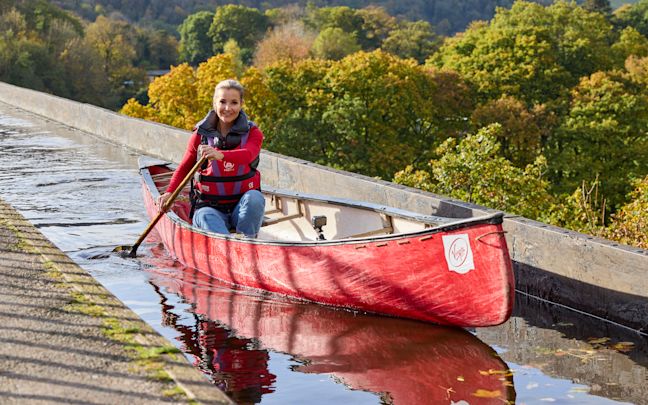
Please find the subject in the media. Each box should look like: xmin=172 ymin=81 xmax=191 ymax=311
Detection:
xmin=472 ymin=389 xmax=502 ymax=398
xmin=612 ymin=342 xmax=635 ymax=352
xmin=587 ymin=337 xmax=610 ymax=345
xmin=457 ymin=376 xmax=465 ymax=382
xmin=479 ymin=369 xmax=513 ymax=376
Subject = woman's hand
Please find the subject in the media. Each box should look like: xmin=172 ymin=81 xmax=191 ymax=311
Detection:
xmin=156 ymin=191 xmax=173 ymax=212
xmin=198 ymin=145 xmax=224 ymax=161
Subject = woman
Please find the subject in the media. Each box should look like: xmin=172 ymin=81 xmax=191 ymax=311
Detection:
xmin=157 ymin=79 xmax=265 ymax=238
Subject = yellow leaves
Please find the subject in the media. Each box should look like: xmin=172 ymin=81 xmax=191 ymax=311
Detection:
xmin=119 ymin=54 xmax=244 ymax=131
xmin=146 ymin=63 xmax=201 ymax=129
xmin=119 ymin=98 xmax=156 ymax=121
xmin=196 ymin=54 xmax=238 ymax=106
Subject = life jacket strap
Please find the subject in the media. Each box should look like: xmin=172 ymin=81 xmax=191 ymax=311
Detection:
xmin=195 ymin=191 xmax=249 ymax=202
xmin=198 ymin=169 xmax=257 ymax=183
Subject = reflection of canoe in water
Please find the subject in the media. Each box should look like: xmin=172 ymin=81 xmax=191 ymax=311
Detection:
xmin=151 ymin=266 xmax=516 ymax=404
xmin=140 ymin=157 xmax=514 ymax=327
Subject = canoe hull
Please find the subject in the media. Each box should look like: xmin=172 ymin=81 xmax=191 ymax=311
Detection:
xmin=141 ymin=164 xmax=514 ymax=327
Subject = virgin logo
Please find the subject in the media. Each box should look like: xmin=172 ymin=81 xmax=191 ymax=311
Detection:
xmin=442 ymin=234 xmax=474 ymax=274
xmin=223 ymin=162 xmax=235 ymax=172
xmin=449 ymin=239 xmax=468 ymax=267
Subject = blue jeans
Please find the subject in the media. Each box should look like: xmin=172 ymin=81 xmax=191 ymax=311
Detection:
xmin=193 ymin=190 xmax=265 ymax=238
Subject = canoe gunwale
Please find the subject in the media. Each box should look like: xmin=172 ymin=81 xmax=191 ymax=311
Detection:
xmin=140 ymin=159 xmax=506 ymax=247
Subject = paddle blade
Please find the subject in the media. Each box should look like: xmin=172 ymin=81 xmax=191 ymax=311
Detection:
xmin=112 ymin=245 xmax=137 ymax=258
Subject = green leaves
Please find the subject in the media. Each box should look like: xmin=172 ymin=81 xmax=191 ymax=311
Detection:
xmin=178 ymin=11 xmax=214 ymax=65
xmin=547 ymin=69 xmax=648 ymax=209
xmin=430 ymin=0 xmax=616 ymax=105
xmin=208 ymin=5 xmax=269 ymax=63
xmin=395 ymin=124 xmax=554 ymax=219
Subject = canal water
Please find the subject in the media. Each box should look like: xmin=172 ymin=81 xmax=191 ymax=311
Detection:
xmin=0 ymin=102 xmax=646 ymax=404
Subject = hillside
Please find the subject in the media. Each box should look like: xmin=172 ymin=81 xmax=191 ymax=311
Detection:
xmin=50 ymin=0 xmax=526 ymax=35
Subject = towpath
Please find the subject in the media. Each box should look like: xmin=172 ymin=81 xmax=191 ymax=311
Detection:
xmin=0 ymin=197 xmax=233 ymax=405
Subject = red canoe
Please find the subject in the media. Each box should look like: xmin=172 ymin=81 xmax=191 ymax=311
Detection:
xmin=149 ymin=266 xmax=516 ymax=404
xmin=139 ymin=157 xmax=514 ymax=327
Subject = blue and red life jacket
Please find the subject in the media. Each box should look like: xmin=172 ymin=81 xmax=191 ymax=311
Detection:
xmin=191 ymin=111 xmax=261 ymax=211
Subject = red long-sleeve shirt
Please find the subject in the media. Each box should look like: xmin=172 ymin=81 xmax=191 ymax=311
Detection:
xmin=166 ymin=126 xmax=264 ymax=194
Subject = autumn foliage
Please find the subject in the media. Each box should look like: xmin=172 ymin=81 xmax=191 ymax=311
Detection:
xmin=117 ymin=0 xmax=648 ymax=249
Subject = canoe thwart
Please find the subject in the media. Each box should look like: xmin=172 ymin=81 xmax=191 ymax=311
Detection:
xmin=262 ymin=213 xmax=302 ymax=227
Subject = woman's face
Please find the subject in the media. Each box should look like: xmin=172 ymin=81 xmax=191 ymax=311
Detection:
xmin=213 ymin=88 xmax=242 ymax=127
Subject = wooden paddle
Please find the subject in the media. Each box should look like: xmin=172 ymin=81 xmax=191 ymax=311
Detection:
xmin=115 ymin=156 xmax=207 ymax=258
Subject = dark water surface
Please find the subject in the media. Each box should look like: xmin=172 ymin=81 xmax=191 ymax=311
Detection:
xmin=1 ymin=102 xmax=646 ymax=404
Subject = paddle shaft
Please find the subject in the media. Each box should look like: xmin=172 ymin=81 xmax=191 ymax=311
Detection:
xmin=128 ymin=156 xmax=207 ymax=257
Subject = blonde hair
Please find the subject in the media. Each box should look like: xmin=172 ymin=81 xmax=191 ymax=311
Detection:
xmin=214 ymin=79 xmax=244 ymax=101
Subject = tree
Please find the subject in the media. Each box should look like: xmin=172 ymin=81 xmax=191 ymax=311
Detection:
xmin=195 ymin=53 xmax=239 ymax=108
xmin=470 ymin=95 xmax=556 ymax=166
xmin=255 ymin=58 xmax=332 ymax=159
xmin=613 ymin=0 xmax=648 ymax=38
xmin=253 ymin=22 xmax=315 ymax=69
xmin=547 ymin=69 xmax=648 ymax=209
xmin=2 ymin=7 xmax=82 ymax=95
xmin=320 ymin=50 xmax=470 ymax=178
xmin=394 ymin=124 xmax=554 ymax=219
xmin=611 ymin=26 xmax=648 ymax=66
xmin=544 ymin=177 xmax=608 ymax=235
xmin=143 ymin=63 xmax=201 ymax=129
xmin=85 ymin=16 xmax=137 ymax=80
xmin=178 ymin=11 xmax=214 ymax=65
xmin=208 ymin=5 xmax=269 ymax=64
xmin=355 ymin=6 xmax=397 ymax=50
xmin=134 ymin=27 xmax=178 ymax=70
xmin=223 ymin=39 xmax=245 ymax=77
xmin=264 ymin=5 xmax=304 ymax=27
xmin=60 ymin=36 xmax=114 ymax=107
xmin=429 ymin=1 xmax=616 ymax=105
xmin=240 ymin=66 xmax=279 ymax=132
xmin=85 ymin=16 xmax=147 ymax=107
xmin=304 ymin=5 xmax=363 ymax=34
xmin=582 ymin=0 xmax=611 ymax=14
xmin=604 ymin=175 xmax=648 ymax=248
xmin=382 ymin=20 xmax=438 ymax=64
xmin=311 ymin=27 xmax=360 ymax=60
xmin=241 ymin=50 xmax=472 ymax=178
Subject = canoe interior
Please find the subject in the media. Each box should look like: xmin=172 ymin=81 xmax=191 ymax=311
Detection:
xmin=147 ymin=164 xmax=451 ymax=242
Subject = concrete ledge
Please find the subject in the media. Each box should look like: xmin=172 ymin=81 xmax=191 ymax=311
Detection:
xmin=0 ymin=197 xmax=234 ymax=405
xmin=1 ymin=80 xmax=646 ymax=330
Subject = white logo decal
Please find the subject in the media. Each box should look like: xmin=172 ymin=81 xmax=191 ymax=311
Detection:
xmin=248 ymin=181 xmax=254 ymax=189
xmin=442 ymin=234 xmax=474 ymax=274
xmin=223 ymin=162 xmax=235 ymax=172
